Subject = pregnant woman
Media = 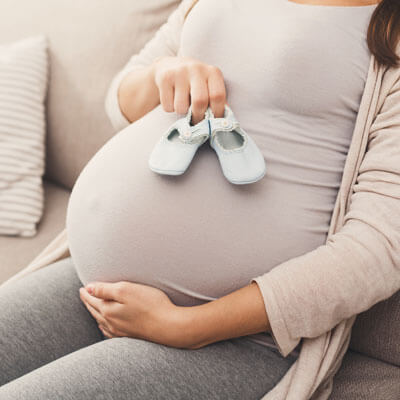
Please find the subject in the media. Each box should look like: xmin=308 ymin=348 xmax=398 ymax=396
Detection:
xmin=1 ymin=0 xmax=399 ymax=399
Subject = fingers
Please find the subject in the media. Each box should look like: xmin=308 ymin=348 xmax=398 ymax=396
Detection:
xmin=80 ymin=290 xmax=119 ymax=333
xmin=79 ymin=288 xmax=125 ymax=338
xmin=79 ymin=287 xmax=105 ymax=311
xmin=158 ymin=72 xmax=174 ymax=113
xmin=155 ymin=57 xmax=226 ymax=120
xmin=207 ymin=66 xmax=226 ymax=118
xmin=174 ymin=69 xmax=190 ymax=115
xmin=190 ymin=74 xmax=209 ymax=125
xmin=98 ymin=324 xmax=115 ymax=339
xmin=86 ymin=282 xmax=124 ymax=303
xmin=80 ymin=293 xmax=108 ymax=327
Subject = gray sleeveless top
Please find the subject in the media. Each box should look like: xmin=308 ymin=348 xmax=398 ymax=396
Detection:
xmin=66 ymin=0 xmax=377 ymax=357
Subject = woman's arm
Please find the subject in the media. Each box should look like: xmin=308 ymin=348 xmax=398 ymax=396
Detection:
xmin=179 ymin=282 xmax=271 ymax=349
xmin=79 ymin=278 xmax=272 ymax=350
xmin=117 ymin=64 xmax=160 ymax=125
xmin=104 ymin=0 xmax=195 ymax=131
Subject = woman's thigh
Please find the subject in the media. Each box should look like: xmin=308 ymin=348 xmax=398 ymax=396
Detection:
xmin=0 ymin=256 xmax=103 ymax=386
xmin=0 ymin=335 xmax=296 ymax=400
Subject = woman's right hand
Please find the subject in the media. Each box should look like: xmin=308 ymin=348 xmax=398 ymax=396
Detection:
xmin=151 ymin=56 xmax=227 ymax=125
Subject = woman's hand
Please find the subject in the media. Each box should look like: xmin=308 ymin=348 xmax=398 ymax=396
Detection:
xmin=151 ymin=56 xmax=227 ymax=124
xmin=79 ymin=281 xmax=193 ymax=349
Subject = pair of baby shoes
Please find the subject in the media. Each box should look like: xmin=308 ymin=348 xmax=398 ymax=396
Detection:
xmin=148 ymin=104 xmax=266 ymax=185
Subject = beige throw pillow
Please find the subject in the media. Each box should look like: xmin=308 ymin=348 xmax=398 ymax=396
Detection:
xmin=0 ymin=35 xmax=48 ymax=237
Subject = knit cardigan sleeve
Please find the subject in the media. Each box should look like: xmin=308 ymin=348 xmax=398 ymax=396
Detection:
xmin=251 ymin=74 xmax=400 ymax=357
xmin=104 ymin=0 xmax=195 ymax=132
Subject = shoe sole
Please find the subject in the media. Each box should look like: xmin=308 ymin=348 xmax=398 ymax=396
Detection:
xmin=224 ymin=167 xmax=267 ymax=185
xmin=148 ymin=164 xmax=186 ymax=176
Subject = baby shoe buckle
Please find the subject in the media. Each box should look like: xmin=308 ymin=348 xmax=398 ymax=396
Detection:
xmin=178 ymin=122 xmax=209 ymax=144
xmin=209 ymin=118 xmax=240 ymax=138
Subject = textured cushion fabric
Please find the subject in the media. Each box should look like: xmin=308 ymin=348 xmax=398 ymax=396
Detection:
xmin=0 ymin=179 xmax=70 ymax=283
xmin=349 ymin=290 xmax=400 ymax=366
xmin=330 ymin=350 xmax=400 ymax=400
xmin=0 ymin=0 xmax=181 ymax=190
xmin=0 ymin=35 xmax=49 ymax=237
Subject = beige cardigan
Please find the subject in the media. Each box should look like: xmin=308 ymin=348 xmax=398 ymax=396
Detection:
xmin=2 ymin=2 xmax=400 ymax=399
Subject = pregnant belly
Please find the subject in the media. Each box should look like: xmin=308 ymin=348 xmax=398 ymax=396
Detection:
xmin=66 ymin=105 xmax=327 ymax=307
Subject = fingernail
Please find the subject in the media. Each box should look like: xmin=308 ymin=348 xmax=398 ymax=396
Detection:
xmin=85 ymin=284 xmax=94 ymax=294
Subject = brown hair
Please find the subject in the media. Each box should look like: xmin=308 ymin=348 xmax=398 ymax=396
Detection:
xmin=368 ymin=0 xmax=400 ymax=69
xmin=184 ymin=0 xmax=400 ymax=70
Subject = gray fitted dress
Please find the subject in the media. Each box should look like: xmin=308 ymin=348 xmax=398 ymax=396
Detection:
xmin=66 ymin=0 xmax=375 ymax=358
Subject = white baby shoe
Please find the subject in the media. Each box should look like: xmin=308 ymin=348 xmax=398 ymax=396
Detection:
xmin=207 ymin=104 xmax=266 ymax=184
xmin=148 ymin=105 xmax=210 ymax=175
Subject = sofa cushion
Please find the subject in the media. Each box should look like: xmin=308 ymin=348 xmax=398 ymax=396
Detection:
xmin=349 ymin=290 xmax=400 ymax=366
xmin=0 ymin=179 xmax=70 ymax=283
xmin=0 ymin=0 xmax=180 ymax=190
xmin=330 ymin=350 xmax=400 ymax=400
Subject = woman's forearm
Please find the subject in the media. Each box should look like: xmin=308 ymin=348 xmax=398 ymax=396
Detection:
xmin=180 ymin=282 xmax=271 ymax=350
xmin=117 ymin=62 xmax=160 ymax=124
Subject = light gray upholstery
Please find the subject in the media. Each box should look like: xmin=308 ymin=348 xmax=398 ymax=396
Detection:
xmin=0 ymin=180 xmax=70 ymax=283
xmin=350 ymin=290 xmax=400 ymax=366
xmin=330 ymin=350 xmax=400 ymax=400
xmin=0 ymin=0 xmax=180 ymax=190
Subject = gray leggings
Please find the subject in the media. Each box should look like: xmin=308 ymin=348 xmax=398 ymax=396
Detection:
xmin=0 ymin=257 xmax=296 ymax=399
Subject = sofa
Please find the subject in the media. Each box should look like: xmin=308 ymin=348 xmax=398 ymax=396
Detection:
xmin=0 ymin=1 xmax=398 ymax=398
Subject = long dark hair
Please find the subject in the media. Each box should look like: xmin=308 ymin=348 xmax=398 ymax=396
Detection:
xmin=184 ymin=0 xmax=400 ymax=70
xmin=368 ymin=0 xmax=400 ymax=69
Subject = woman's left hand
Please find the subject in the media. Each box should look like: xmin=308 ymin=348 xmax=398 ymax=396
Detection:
xmin=79 ymin=281 xmax=192 ymax=348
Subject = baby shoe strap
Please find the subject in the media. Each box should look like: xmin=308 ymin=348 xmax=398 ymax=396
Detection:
xmin=206 ymin=104 xmax=235 ymax=121
xmin=209 ymin=118 xmax=240 ymax=136
xmin=172 ymin=117 xmax=210 ymax=144
xmin=207 ymin=105 xmax=248 ymax=150
xmin=206 ymin=104 xmax=240 ymax=136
